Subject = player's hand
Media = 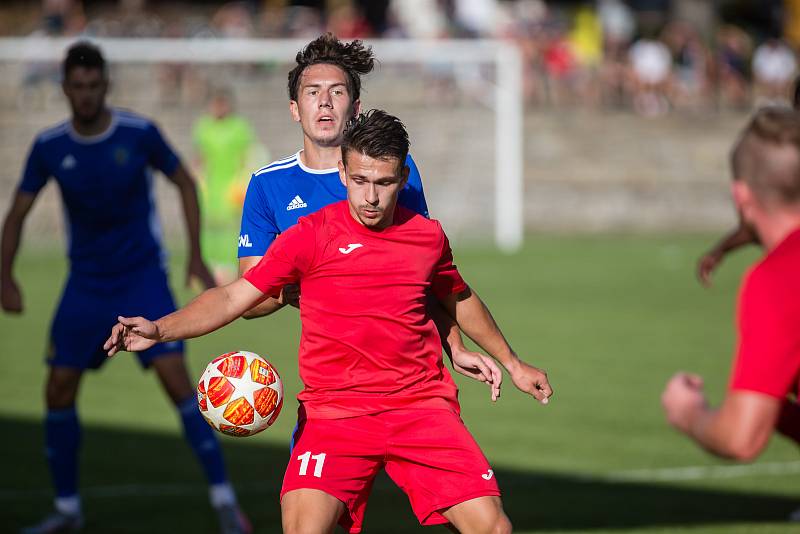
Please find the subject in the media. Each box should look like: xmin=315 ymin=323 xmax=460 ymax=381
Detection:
xmin=187 ymin=255 xmax=216 ymax=290
xmin=104 ymin=316 xmax=160 ymax=356
xmin=697 ymin=249 xmax=723 ymax=287
xmin=661 ymin=372 xmax=708 ymax=434
xmin=507 ymin=358 xmax=552 ymax=405
xmin=0 ymin=277 xmax=23 ymax=313
xmin=279 ymin=284 xmax=301 ymax=309
xmin=451 ymin=349 xmax=502 ymax=402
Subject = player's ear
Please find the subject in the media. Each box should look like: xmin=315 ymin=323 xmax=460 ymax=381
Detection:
xmin=732 ymin=180 xmax=755 ymax=221
xmin=352 ymin=99 xmax=361 ymax=117
xmin=400 ymin=163 xmax=410 ymax=188
xmin=338 ymin=159 xmax=347 ymax=187
xmin=289 ymin=100 xmax=300 ymax=122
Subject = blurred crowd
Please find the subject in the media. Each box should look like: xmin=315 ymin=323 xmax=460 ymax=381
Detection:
xmin=10 ymin=0 xmax=800 ymax=115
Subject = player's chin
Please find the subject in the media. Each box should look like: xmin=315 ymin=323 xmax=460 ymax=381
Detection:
xmin=359 ymin=211 xmax=385 ymax=226
xmin=312 ymin=131 xmax=342 ymax=147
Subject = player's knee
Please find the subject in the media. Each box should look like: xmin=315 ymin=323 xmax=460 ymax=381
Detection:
xmin=478 ymin=506 xmax=512 ymax=534
xmin=492 ymin=513 xmax=512 ymax=534
xmin=45 ymin=372 xmax=80 ymax=408
xmin=473 ymin=510 xmax=511 ymax=534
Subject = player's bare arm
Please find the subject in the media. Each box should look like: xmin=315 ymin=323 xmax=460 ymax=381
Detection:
xmin=430 ymin=295 xmax=502 ymax=401
xmin=439 ymin=285 xmax=552 ymax=405
xmin=237 ymin=255 xmax=299 ymax=319
xmin=105 ymin=277 xmax=265 ymax=356
xmin=661 ymin=372 xmax=780 ymax=460
xmin=697 ymin=221 xmax=758 ymax=287
xmin=166 ymin=164 xmax=215 ymax=290
xmin=1 ymin=190 xmax=38 ymax=313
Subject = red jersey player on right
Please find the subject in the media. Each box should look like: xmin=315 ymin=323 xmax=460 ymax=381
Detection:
xmin=662 ymin=107 xmax=800 ymax=462
xmin=105 ymin=109 xmax=553 ymax=533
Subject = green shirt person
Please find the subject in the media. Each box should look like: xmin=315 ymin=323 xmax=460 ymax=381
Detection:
xmin=193 ymin=88 xmax=262 ymax=282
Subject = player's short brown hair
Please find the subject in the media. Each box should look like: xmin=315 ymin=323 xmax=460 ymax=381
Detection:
xmin=731 ymin=107 xmax=800 ymax=205
xmin=341 ymin=109 xmax=409 ymax=170
xmin=287 ymin=33 xmax=374 ymax=103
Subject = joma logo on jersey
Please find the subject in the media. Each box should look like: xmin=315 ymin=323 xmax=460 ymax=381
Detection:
xmin=238 ymin=234 xmax=253 ymax=248
xmin=287 ymin=195 xmax=308 ymax=211
xmin=338 ymin=243 xmax=363 ymax=255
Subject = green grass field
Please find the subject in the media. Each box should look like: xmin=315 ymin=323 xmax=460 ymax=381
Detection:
xmin=1 ymin=235 xmax=799 ymax=533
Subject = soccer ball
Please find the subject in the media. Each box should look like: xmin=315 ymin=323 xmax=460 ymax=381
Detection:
xmin=197 ymin=351 xmax=283 ymax=437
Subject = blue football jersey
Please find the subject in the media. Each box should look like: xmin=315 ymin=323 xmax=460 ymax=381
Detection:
xmin=18 ymin=109 xmax=180 ymax=277
xmin=238 ymin=151 xmax=429 ymax=257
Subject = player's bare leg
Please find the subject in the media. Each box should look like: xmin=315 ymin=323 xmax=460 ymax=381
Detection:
xmin=151 ymin=352 xmax=194 ymax=402
xmin=152 ymin=353 xmax=251 ymax=534
xmin=442 ymin=496 xmax=512 ymax=534
xmin=281 ymin=488 xmax=345 ymax=534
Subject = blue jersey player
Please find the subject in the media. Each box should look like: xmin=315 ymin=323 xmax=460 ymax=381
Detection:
xmin=0 ymin=43 xmax=250 ymax=534
xmin=237 ymin=34 xmax=502 ymax=396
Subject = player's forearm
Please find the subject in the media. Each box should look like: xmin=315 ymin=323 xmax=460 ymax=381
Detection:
xmin=154 ymin=284 xmax=249 ymax=341
xmin=685 ymin=401 xmax=769 ymax=461
xmin=711 ymin=224 xmax=758 ymax=256
xmin=0 ymin=213 xmax=23 ymax=282
xmin=684 ymin=405 xmax=746 ymax=459
xmin=429 ymin=296 xmax=464 ymax=358
xmin=1 ymin=193 xmax=34 ymax=281
xmin=450 ymin=288 xmax=519 ymax=370
xmin=176 ymin=175 xmax=204 ymax=260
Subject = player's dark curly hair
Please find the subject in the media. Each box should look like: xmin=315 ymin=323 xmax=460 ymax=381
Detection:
xmin=63 ymin=41 xmax=106 ymax=79
xmin=341 ymin=109 xmax=409 ymax=169
xmin=287 ymin=33 xmax=374 ymax=103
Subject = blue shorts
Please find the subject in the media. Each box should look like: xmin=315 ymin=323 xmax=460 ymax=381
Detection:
xmin=48 ymin=261 xmax=184 ymax=370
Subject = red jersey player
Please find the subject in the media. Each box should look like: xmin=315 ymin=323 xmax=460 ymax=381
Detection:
xmin=662 ymin=107 xmax=800 ymax=461
xmin=105 ymin=109 xmax=553 ymax=533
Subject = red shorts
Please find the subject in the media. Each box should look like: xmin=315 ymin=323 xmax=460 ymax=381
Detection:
xmin=280 ymin=407 xmax=500 ymax=533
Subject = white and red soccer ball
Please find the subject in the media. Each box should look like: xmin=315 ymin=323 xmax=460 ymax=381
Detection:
xmin=197 ymin=351 xmax=283 ymax=437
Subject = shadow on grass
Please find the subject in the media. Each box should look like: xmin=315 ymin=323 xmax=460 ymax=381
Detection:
xmin=0 ymin=416 xmax=797 ymax=533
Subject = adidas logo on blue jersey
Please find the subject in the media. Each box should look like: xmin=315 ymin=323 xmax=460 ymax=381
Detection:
xmin=287 ymin=195 xmax=308 ymax=211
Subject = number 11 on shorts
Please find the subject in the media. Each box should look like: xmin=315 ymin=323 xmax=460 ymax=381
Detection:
xmin=297 ymin=451 xmax=326 ymax=477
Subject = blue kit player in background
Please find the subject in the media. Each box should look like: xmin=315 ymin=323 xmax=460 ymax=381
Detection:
xmin=237 ymin=34 xmax=503 ymax=393
xmin=0 ymin=42 xmax=251 ymax=534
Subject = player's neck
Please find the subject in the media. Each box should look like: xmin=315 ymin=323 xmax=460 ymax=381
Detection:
xmin=71 ymin=108 xmax=113 ymax=137
xmin=756 ymin=210 xmax=800 ymax=251
xmin=299 ymin=143 xmax=341 ymax=171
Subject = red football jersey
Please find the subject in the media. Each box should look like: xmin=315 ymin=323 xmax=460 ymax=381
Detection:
xmin=243 ymin=201 xmax=467 ymax=418
xmin=729 ymin=227 xmax=800 ymax=399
